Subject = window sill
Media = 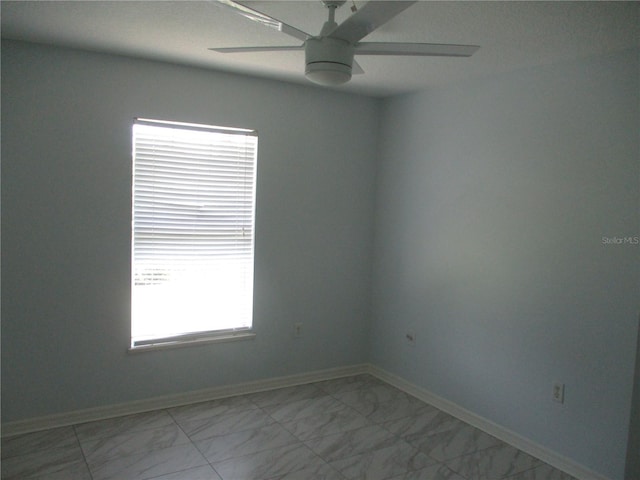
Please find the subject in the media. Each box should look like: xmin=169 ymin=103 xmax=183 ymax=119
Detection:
xmin=128 ymin=331 xmax=256 ymax=354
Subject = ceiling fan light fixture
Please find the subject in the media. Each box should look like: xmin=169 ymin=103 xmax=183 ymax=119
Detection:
xmin=304 ymin=36 xmax=355 ymax=86
xmin=305 ymin=61 xmax=352 ymax=85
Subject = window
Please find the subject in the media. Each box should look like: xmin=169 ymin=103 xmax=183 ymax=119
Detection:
xmin=131 ymin=118 xmax=258 ymax=350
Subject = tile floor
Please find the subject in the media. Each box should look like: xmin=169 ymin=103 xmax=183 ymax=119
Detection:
xmin=1 ymin=374 xmax=578 ymax=480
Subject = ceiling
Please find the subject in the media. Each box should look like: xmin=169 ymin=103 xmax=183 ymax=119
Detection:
xmin=2 ymin=1 xmax=638 ymax=97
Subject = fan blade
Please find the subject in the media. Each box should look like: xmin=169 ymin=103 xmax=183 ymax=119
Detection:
xmin=329 ymin=1 xmax=416 ymax=43
xmin=352 ymin=59 xmax=365 ymax=75
xmin=355 ymin=42 xmax=479 ymax=57
xmin=214 ymin=0 xmax=311 ymax=42
xmin=209 ymin=45 xmax=304 ymax=53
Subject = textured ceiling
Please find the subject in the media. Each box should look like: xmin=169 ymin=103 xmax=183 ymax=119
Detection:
xmin=2 ymin=1 xmax=638 ymax=97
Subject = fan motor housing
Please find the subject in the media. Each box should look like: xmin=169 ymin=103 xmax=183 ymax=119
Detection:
xmin=305 ymin=36 xmax=355 ymax=85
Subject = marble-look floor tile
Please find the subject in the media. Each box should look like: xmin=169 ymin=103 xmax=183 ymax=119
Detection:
xmin=1 ymin=377 xmax=562 ymax=480
xmin=264 ymin=394 xmax=347 ymax=423
xmin=389 ymin=463 xmax=466 ymax=480
xmin=1 ymin=445 xmax=86 ymax=480
xmin=281 ymin=404 xmax=373 ymax=441
xmin=27 ymin=461 xmax=93 ymax=480
xmin=335 ymin=384 xmax=432 ymax=423
xmin=304 ymin=424 xmax=397 ymax=463
xmin=81 ymin=423 xmax=191 ymax=467
xmin=445 ymin=442 xmax=542 ymax=479
xmin=211 ymin=442 xmax=325 ymax=480
xmin=246 ymin=383 xmax=327 ymax=408
xmin=1 ymin=426 xmax=79 ymax=458
xmin=269 ymin=462 xmax=346 ymax=479
xmin=178 ymin=407 xmax=275 ymax=442
xmin=333 ymin=383 xmax=405 ymax=415
xmin=89 ymin=443 xmax=208 ymax=480
xmin=383 ymin=408 xmax=456 ymax=439
xmin=167 ymin=396 xmax=256 ymax=426
xmin=503 ymin=463 xmax=577 ymax=480
xmin=330 ymin=440 xmax=436 ymax=480
xmin=314 ymin=374 xmax=386 ymax=395
xmin=74 ymin=410 xmax=176 ymax=442
xmin=146 ymin=464 xmax=223 ymax=480
xmin=410 ymin=420 xmax=502 ymax=462
xmin=194 ymin=423 xmax=298 ymax=463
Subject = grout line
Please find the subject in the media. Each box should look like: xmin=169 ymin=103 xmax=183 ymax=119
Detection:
xmin=72 ymin=424 xmax=95 ymax=480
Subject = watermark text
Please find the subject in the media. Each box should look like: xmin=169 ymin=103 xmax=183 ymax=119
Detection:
xmin=602 ymin=235 xmax=639 ymax=246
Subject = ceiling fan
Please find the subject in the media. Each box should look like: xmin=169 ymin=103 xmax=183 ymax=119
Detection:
xmin=210 ymin=0 xmax=480 ymax=86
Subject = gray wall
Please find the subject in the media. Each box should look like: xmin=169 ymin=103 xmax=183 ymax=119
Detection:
xmin=1 ymin=40 xmax=378 ymax=421
xmin=370 ymin=49 xmax=639 ymax=480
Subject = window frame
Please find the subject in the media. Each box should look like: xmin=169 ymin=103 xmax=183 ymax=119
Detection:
xmin=129 ymin=118 xmax=258 ymax=352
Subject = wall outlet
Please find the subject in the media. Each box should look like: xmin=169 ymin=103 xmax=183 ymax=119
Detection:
xmin=552 ymin=382 xmax=565 ymax=403
xmin=405 ymin=331 xmax=416 ymax=346
xmin=294 ymin=322 xmax=303 ymax=338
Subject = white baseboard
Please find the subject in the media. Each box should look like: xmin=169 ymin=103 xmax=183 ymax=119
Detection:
xmin=1 ymin=363 xmax=369 ymax=437
xmin=367 ymin=365 xmax=611 ymax=480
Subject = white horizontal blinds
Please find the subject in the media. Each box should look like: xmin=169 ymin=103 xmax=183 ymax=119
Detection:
xmin=131 ymin=119 xmax=258 ymax=346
